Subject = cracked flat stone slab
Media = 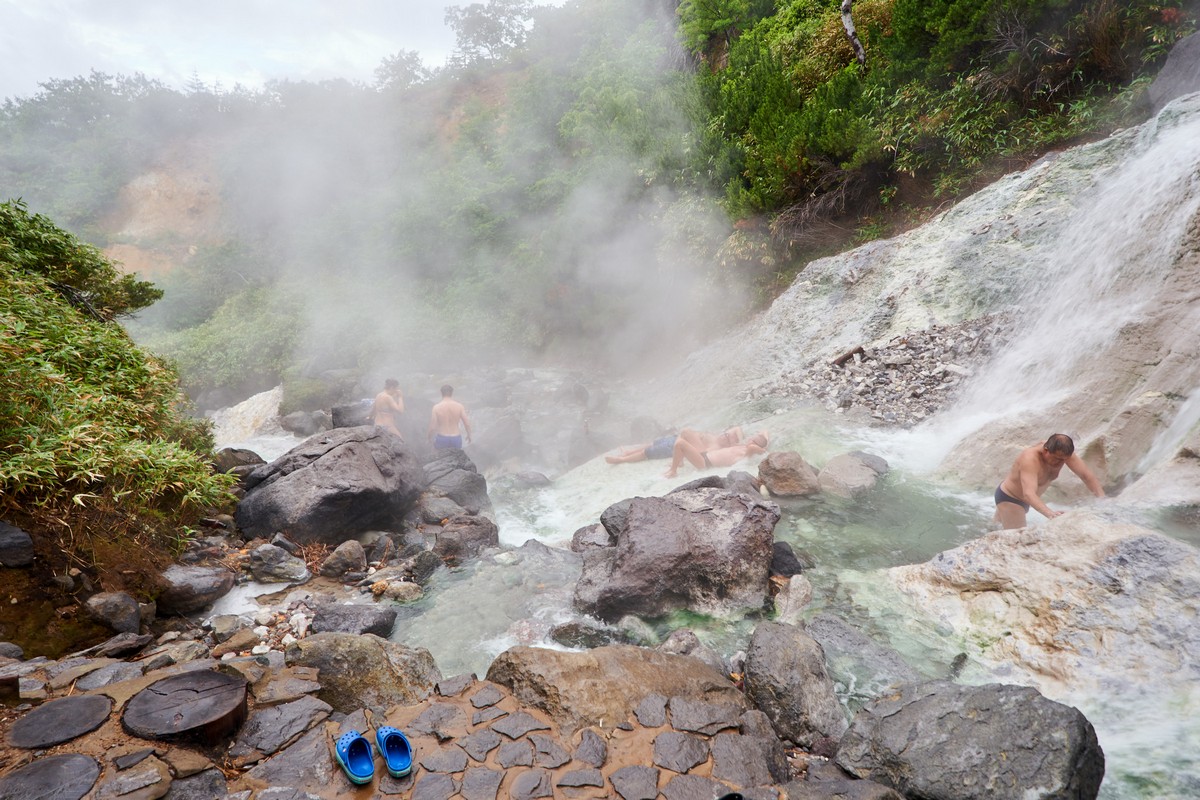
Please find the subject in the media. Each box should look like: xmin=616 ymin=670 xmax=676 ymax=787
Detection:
xmin=228 ymin=695 xmax=332 ymax=764
xmin=509 ymin=768 xmax=553 ymax=800
xmin=634 ymin=693 xmax=668 ymax=727
xmin=0 ymin=753 xmax=100 ymax=800
xmin=529 ymin=733 xmax=570 ymax=768
xmin=472 ymin=706 xmax=507 ymax=725
xmin=496 ymin=739 xmax=534 ymax=768
xmin=420 ymin=745 xmax=469 ymax=773
xmin=491 ymin=710 xmax=550 ymax=739
xmin=653 ymin=731 xmax=710 ymax=773
xmin=574 ymin=728 xmax=608 ymax=768
xmin=461 ymin=728 xmax=502 ymax=762
xmin=122 ymin=670 xmax=248 ymax=744
xmin=437 ymin=674 xmax=476 ymax=697
xmin=410 ymin=702 xmax=470 ymax=742
xmin=460 ymin=766 xmax=503 ymax=800
xmin=661 ymin=773 xmax=735 ymax=800
xmin=711 ymin=732 xmax=773 ymax=787
xmin=7 ymin=694 xmax=112 ymax=748
xmin=411 ymin=772 xmax=457 ymax=800
xmin=610 ymin=765 xmax=660 ymax=800
xmin=558 ymin=767 xmax=605 ymax=788
xmin=469 ymin=683 xmax=504 ymax=708
xmin=668 ymin=697 xmax=742 ymax=736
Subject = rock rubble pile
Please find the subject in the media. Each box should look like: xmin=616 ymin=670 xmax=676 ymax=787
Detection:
xmin=742 ymin=315 xmax=1010 ymax=426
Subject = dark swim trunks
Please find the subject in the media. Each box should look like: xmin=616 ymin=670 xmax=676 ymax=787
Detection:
xmin=644 ymin=435 xmax=677 ymax=460
xmin=434 ymin=434 xmax=463 ymax=450
xmin=994 ymin=484 xmax=1030 ymax=511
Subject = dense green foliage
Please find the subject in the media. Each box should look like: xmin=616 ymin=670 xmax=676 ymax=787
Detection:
xmin=689 ymin=0 xmax=1194 ymax=224
xmin=0 ymin=0 xmax=1193 ymax=405
xmin=0 ymin=200 xmax=234 ymax=524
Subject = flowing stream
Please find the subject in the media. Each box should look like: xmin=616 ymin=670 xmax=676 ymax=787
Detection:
xmin=211 ymin=95 xmax=1200 ymax=800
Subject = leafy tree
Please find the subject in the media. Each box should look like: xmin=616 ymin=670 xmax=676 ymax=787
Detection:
xmin=446 ymin=0 xmax=535 ymax=66
xmin=678 ymin=0 xmax=777 ymax=55
xmin=374 ymin=50 xmax=432 ymax=90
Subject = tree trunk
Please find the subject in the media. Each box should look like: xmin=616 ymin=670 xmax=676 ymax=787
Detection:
xmin=841 ymin=0 xmax=867 ymax=66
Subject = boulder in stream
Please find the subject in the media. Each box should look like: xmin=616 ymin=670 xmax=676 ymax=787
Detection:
xmin=235 ymin=426 xmax=426 ymax=544
xmin=573 ymin=487 xmax=780 ymax=622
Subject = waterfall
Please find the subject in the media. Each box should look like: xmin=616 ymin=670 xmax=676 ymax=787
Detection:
xmin=932 ymin=95 xmax=1200 ymax=466
xmin=208 ymin=385 xmax=302 ymax=461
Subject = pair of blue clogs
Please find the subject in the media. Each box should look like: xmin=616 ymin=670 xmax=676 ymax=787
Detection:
xmin=333 ymin=726 xmax=413 ymax=785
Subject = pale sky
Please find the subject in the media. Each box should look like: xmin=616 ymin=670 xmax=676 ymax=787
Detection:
xmin=0 ymin=0 xmax=546 ymax=101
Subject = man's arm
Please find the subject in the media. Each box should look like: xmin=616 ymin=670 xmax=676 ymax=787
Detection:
xmin=1066 ymin=454 xmax=1106 ymax=497
xmin=460 ymin=407 xmax=472 ymax=443
xmin=1019 ymin=455 xmax=1060 ymax=519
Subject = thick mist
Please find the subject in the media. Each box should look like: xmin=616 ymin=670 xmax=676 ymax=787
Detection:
xmin=117 ymin=0 xmax=744 ymax=406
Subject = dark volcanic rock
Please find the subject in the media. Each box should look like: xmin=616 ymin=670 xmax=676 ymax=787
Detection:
xmin=236 ymin=426 xmax=426 ymax=544
xmin=573 ymin=488 xmax=779 ymax=622
xmin=836 ymin=681 xmax=1105 ymax=800
xmin=0 ymin=521 xmax=35 ymax=567
xmin=157 ymin=565 xmax=236 ymax=615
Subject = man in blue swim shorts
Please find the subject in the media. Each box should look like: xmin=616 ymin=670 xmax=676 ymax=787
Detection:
xmin=994 ymin=433 xmax=1106 ymax=529
xmin=428 ymin=385 xmax=472 ymax=450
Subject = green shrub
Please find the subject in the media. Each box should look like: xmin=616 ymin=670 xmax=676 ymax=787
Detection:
xmin=0 ymin=266 xmax=234 ymax=516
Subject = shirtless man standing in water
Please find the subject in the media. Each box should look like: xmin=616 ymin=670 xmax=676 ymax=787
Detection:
xmin=428 ymin=385 xmax=472 ymax=450
xmin=370 ymin=379 xmax=405 ymax=439
xmin=994 ymin=433 xmax=1105 ymax=529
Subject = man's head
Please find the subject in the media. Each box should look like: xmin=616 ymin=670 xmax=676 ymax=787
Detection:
xmin=384 ymin=378 xmax=399 ymax=390
xmin=1042 ymin=433 xmax=1074 ymax=466
xmin=440 ymin=385 xmax=454 ymax=397
xmin=716 ymin=428 xmax=742 ymax=447
xmin=748 ymin=432 xmax=769 ymax=448
xmin=1044 ymin=433 xmax=1074 ymax=455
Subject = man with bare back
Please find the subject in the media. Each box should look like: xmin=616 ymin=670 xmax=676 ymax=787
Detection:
xmin=428 ymin=384 xmax=472 ymax=450
xmin=994 ymin=433 xmax=1105 ymax=528
xmin=664 ymin=431 xmax=769 ymax=478
xmin=370 ymin=378 xmax=405 ymax=439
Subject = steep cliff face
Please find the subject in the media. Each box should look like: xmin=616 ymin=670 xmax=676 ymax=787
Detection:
xmin=100 ymin=140 xmax=223 ymax=277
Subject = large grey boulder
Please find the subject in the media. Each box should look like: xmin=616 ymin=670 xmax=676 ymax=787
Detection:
xmin=573 ymin=488 xmax=779 ymax=622
xmin=432 ymin=515 xmax=499 ymax=563
xmin=249 ymin=544 xmax=310 ymax=584
xmin=743 ymin=622 xmax=847 ymax=748
xmin=284 ymin=632 xmax=440 ymax=714
xmin=0 ymin=522 xmax=35 ymax=567
xmin=1149 ymin=32 xmax=1200 ymax=114
xmin=157 ymin=565 xmax=236 ymax=615
xmin=758 ymin=452 xmax=821 ymax=497
xmin=837 ymin=681 xmax=1104 ymax=800
xmin=817 ymin=451 xmax=889 ymax=498
xmin=888 ymin=512 xmax=1200 ymax=697
xmin=423 ymin=448 xmax=491 ymax=514
xmin=235 ymin=426 xmax=425 ymax=544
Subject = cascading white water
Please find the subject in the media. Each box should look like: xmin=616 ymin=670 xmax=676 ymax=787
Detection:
xmin=931 ymin=96 xmax=1200 ymax=461
xmin=208 ymin=385 xmax=304 ymax=460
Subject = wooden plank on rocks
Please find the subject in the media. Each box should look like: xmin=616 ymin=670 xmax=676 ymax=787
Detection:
xmin=122 ymin=670 xmax=248 ymax=745
xmin=0 ymin=753 xmax=101 ymax=800
xmin=6 ymin=694 xmax=112 ymax=749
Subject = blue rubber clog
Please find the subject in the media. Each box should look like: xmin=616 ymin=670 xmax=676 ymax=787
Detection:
xmin=375 ymin=725 xmax=414 ymax=778
xmin=334 ymin=729 xmax=375 ymax=785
